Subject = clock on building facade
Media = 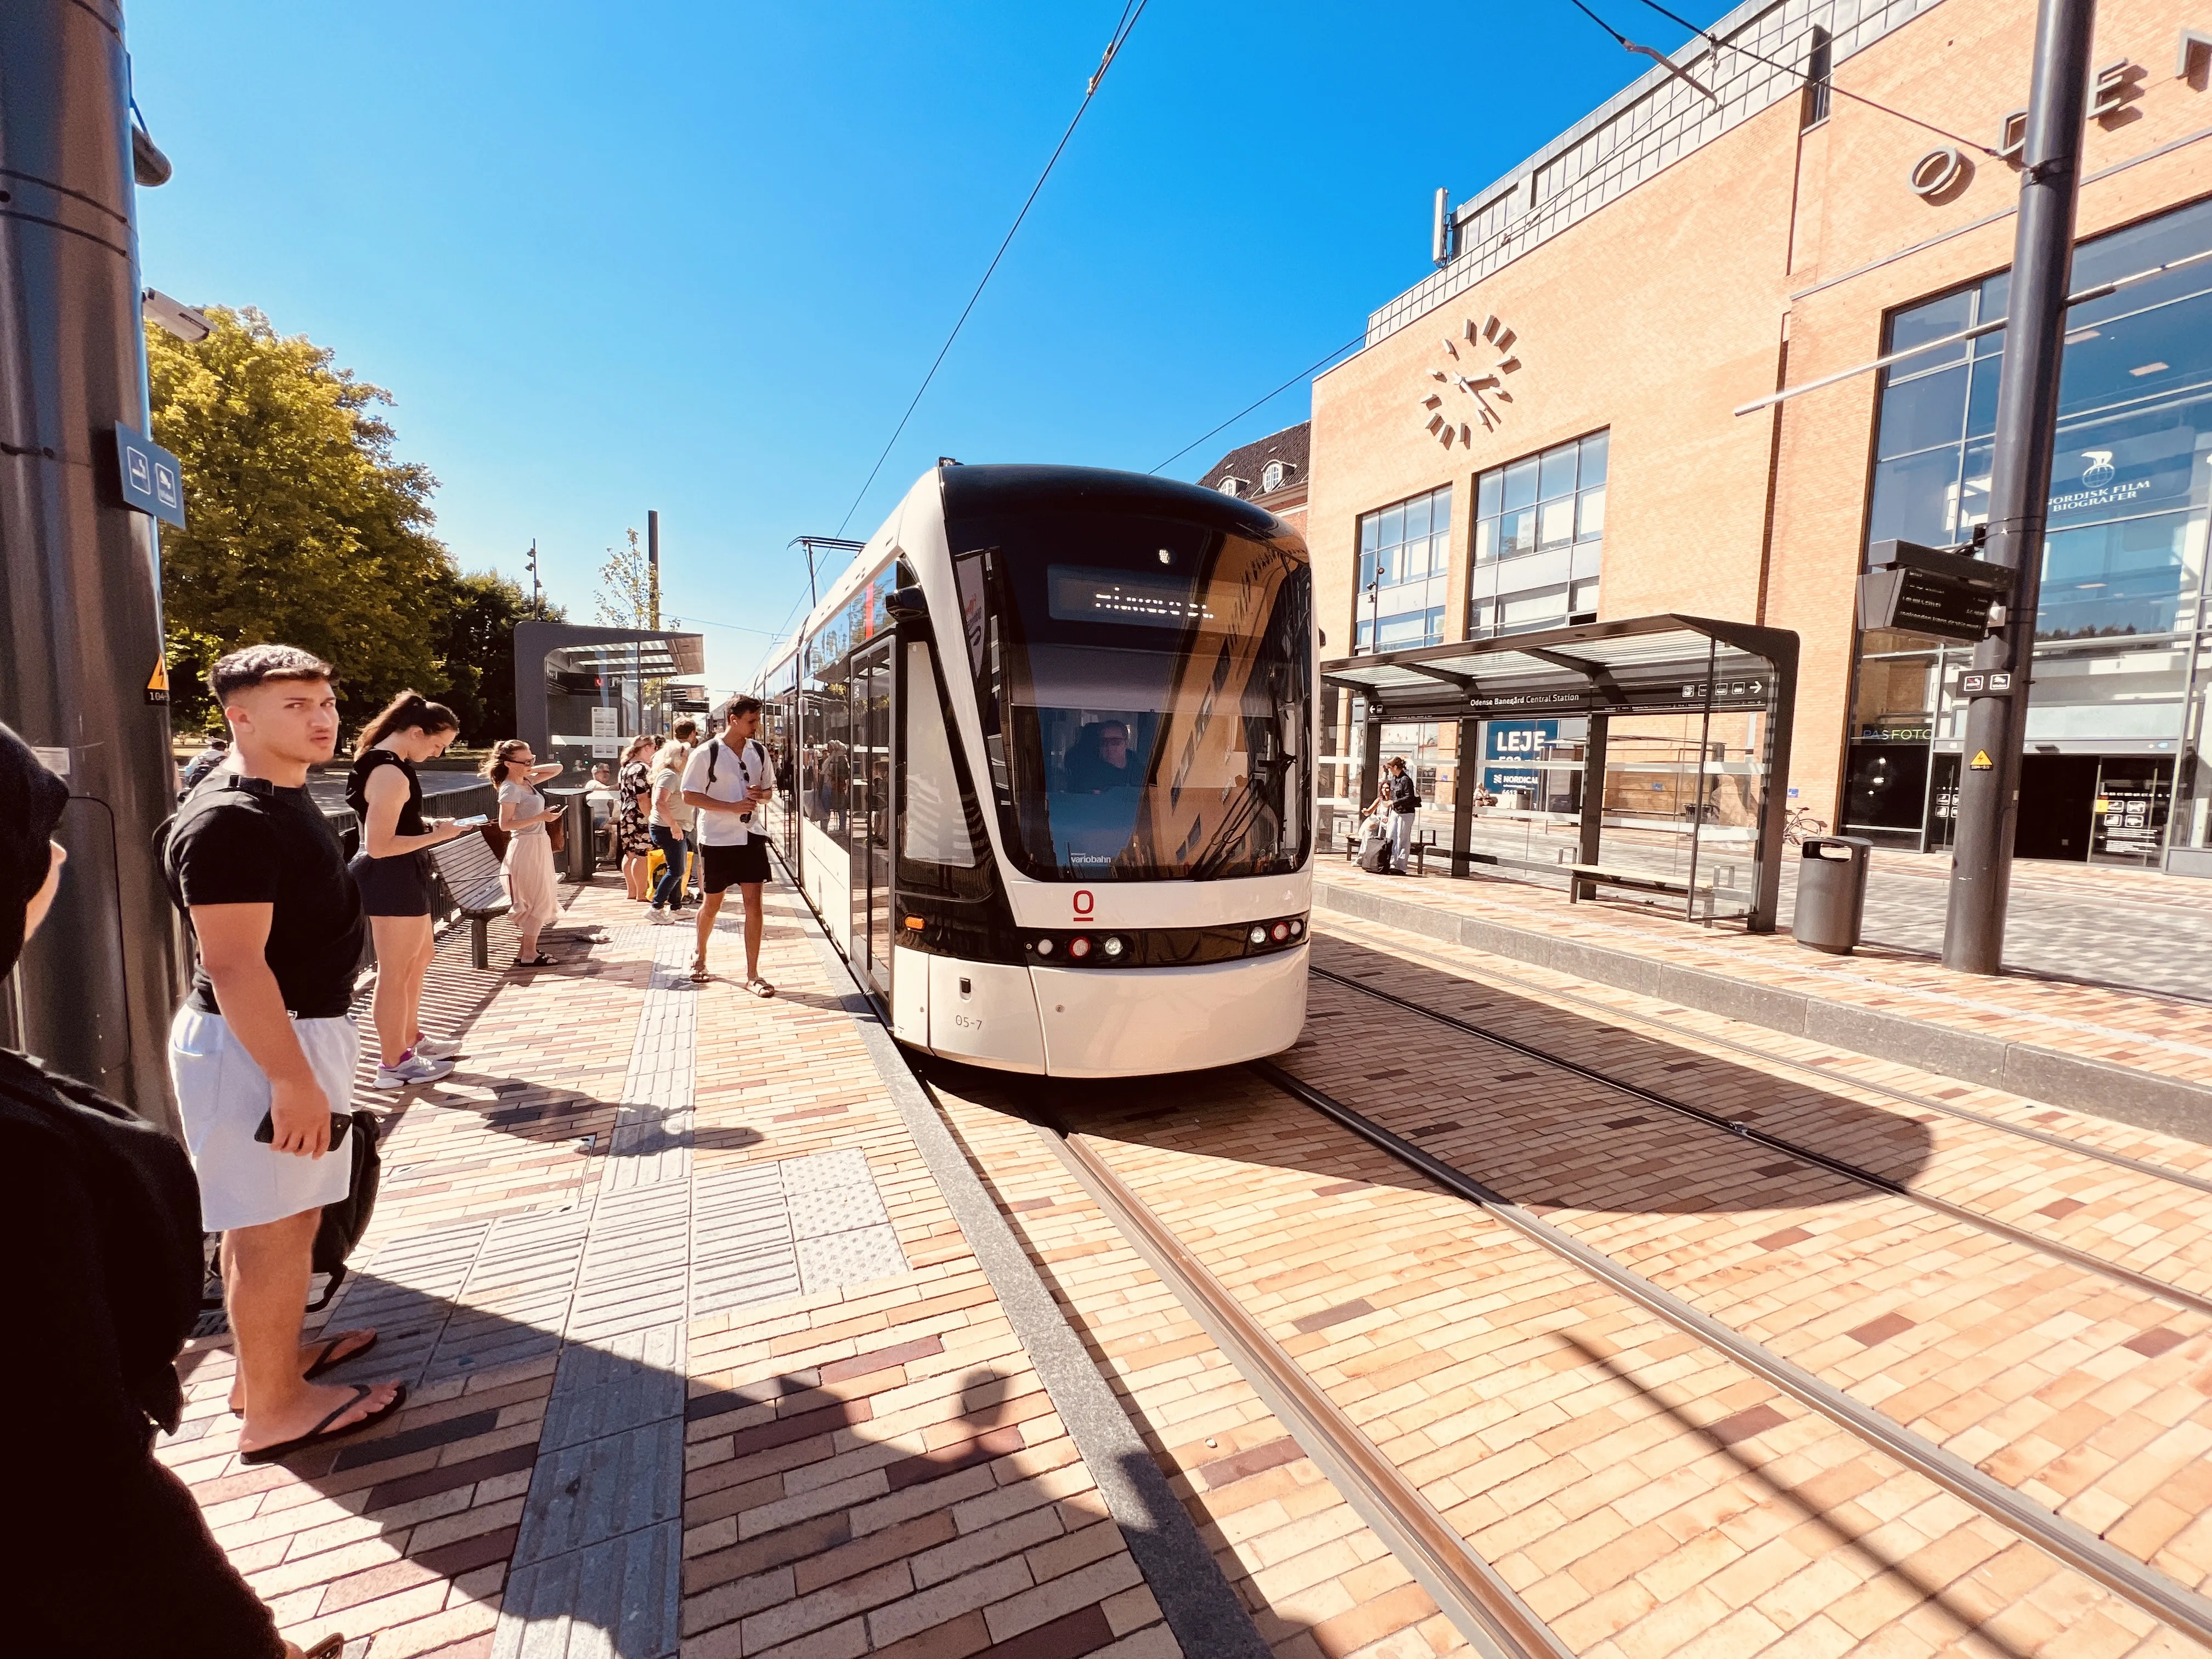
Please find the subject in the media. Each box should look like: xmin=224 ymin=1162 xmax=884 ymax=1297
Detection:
xmin=1417 ymin=313 xmax=1522 ymax=446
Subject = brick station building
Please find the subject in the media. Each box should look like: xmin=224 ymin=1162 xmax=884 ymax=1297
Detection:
xmin=1310 ymin=0 xmax=2212 ymax=872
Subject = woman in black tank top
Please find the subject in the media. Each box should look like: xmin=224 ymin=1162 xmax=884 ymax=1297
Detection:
xmin=347 ymin=692 xmax=469 ymax=1088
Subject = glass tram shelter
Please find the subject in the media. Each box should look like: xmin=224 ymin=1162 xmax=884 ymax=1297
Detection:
xmin=514 ymin=622 xmax=708 ymax=783
xmin=1322 ymin=615 xmax=1799 ymax=932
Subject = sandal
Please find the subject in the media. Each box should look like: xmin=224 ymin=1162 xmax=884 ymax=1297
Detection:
xmin=687 ymin=963 xmax=712 ymax=983
xmin=745 ymin=978 xmax=777 ymax=999
xmin=230 ymin=1329 xmax=379 ymax=1416
xmin=302 ymin=1637 xmax=345 ymax=1659
xmin=239 ymin=1381 xmax=408 ymax=1465
xmin=512 ymin=953 xmax=558 ymax=968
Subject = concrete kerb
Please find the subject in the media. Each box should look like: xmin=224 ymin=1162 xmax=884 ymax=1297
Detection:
xmin=1316 ymin=877 xmax=2212 ymax=1146
xmin=772 ymin=867 xmax=1275 ymax=1659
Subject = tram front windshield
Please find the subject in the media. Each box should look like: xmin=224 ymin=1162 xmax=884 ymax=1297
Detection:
xmin=951 ymin=512 xmax=1311 ymax=882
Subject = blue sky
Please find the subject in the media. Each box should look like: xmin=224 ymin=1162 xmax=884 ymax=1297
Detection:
xmin=130 ymin=1 xmax=1718 ymax=693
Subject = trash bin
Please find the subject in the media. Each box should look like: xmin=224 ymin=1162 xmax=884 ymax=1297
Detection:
xmin=547 ymin=787 xmax=596 ymax=883
xmin=1792 ymin=835 xmax=1872 ymax=954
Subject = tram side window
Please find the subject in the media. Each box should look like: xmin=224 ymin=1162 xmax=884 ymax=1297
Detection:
xmin=899 ymin=640 xmax=983 ymax=894
xmin=803 ymin=679 xmax=854 ymax=852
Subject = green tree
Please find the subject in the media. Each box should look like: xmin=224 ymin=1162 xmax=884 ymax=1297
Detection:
xmin=148 ymin=306 xmax=456 ymax=727
xmin=595 ymin=527 xmax=654 ymax=628
xmin=428 ymin=567 xmax=566 ymax=744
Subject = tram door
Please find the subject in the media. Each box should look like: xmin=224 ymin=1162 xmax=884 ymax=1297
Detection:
xmin=854 ymin=641 xmax=894 ymax=991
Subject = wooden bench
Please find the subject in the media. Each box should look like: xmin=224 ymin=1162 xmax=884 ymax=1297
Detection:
xmin=1566 ymin=862 xmax=1717 ymax=924
xmin=1341 ymin=824 xmax=1440 ymax=875
xmin=428 ymin=832 xmax=511 ymax=968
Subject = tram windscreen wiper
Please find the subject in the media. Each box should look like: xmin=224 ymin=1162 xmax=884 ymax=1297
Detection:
xmin=1185 ymin=754 xmax=1291 ymax=881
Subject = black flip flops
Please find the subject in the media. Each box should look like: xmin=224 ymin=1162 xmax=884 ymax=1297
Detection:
xmin=239 ymin=1382 xmax=407 ymax=1466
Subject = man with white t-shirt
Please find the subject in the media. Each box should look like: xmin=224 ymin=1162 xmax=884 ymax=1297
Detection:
xmin=681 ymin=695 xmax=776 ymax=995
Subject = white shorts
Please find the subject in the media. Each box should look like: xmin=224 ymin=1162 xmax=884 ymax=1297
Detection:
xmin=168 ymin=1007 xmax=359 ymax=1232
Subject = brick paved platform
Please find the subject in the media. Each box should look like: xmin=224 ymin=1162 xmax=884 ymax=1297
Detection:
xmin=156 ymin=876 xmax=1197 ymax=1659
xmin=1317 ymin=865 xmax=2212 ymax=1141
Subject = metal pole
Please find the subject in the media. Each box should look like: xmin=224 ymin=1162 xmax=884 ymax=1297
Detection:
xmin=0 ymin=0 xmax=187 ymax=1130
xmin=528 ymin=538 xmax=540 ymax=613
xmin=647 ymin=509 xmax=660 ymax=629
xmin=1451 ymin=716 xmax=1477 ymax=877
xmin=1942 ymin=0 xmax=2096 ymax=974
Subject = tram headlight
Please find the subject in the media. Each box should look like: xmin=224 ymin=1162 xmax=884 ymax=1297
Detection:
xmin=1035 ymin=938 xmax=1054 ymax=957
xmin=1102 ymin=936 xmax=1126 ymax=960
xmin=1069 ymin=936 xmax=1093 ymax=960
xmin=1271 ymin=922 xmax=1290 ymax=942
xmin=1248 ymin=926 xmax=1267 ymax=945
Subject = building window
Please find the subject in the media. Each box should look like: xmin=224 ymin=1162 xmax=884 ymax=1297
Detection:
xmin=1216 ymin=476 xmax=1245 ymax=497
xmin=1355 ymin=483 xmax=1452 ymax=652
xmin=1262 ymin=459 xmax=1286 ymax=493
xmin=1468 ymin=430 xmax=1606 ymax=638
xmin=1801 ymin=27 xmax=1832 ymax=129
xmin=1847 ymin=195 xmax=2212 ymax=859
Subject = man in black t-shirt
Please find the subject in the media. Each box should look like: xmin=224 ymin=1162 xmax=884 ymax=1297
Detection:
xmin=164 ymin=645 xmax=405 ymax=1465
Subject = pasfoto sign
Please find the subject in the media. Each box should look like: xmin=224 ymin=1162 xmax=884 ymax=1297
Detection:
xmin=113 ymin=423 xmax=185 ymax=528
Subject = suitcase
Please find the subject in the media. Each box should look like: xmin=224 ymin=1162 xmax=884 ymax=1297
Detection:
xmin=1358 ymin=832 xmax=1392 ymax=874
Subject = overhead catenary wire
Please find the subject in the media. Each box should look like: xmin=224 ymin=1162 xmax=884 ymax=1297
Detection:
xmin=836 ymin=1 xmax=1152 ymax=537
xmin=1564 ymin=0 xmax=1718 ymax=99
xmin=1613 ymin=0 xmax=2002 ymax=157
xmin=1150 ymin=330 xmax=1367 ymax=476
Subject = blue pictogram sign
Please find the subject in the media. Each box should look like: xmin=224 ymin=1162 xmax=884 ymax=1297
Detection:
xmin=113 ymin=422 xmax=186 ymax=528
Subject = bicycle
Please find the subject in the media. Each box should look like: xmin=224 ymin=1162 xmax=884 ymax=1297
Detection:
xmin=1782 ymin=806 xmax=1826 ymax=846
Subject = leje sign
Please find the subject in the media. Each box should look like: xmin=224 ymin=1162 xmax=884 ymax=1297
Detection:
xmin=112 ymin=422 xmax=185 ymax=528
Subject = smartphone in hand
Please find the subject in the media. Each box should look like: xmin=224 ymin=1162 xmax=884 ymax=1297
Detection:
xmin=255 ymin=1110 xmax=351 ymax=1146
xmin=448 ymin=814 xmax=489 ymax=830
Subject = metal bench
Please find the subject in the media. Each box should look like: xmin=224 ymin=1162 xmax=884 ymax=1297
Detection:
xmin=427 ymin=832 xmax=511 ymax=968
xmin=1566 ymin=862 xmax=1717 ymax=924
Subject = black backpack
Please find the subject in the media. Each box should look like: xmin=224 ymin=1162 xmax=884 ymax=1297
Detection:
xmin=305 ymin=1109 xmax=382 ymax=1311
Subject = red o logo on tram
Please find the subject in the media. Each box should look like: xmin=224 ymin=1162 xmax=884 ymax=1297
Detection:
xmin=1073 ymin=889 xmax=1094 ymax=921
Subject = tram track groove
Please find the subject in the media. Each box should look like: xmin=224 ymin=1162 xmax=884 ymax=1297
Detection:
xmin=1316 ymin=920 xmax=2212 ymax=1200
xmin=1310 ymin=961 xmax=2212 ymax=1321
xmin=1245 ymin=1058 xmax=2212 ymax=1650
xmin=1008 ymin=1101 xmax=1574 ymax=1659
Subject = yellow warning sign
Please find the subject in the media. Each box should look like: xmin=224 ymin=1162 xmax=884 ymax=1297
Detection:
xmin=145 ymin=657 xmax=170 ymax=707
xmin=1968 ymin=749 xmax=1993 ymax=770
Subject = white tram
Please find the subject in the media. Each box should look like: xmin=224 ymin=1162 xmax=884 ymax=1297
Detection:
xmin=754 ymin=464 xmax=1314 ymax=1077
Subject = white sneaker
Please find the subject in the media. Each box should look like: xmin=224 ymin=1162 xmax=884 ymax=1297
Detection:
xmin=374 ymin=1053 xmax=455 ymax=1090
xmin=413 ymin=1035 xmax=464 ymax=1060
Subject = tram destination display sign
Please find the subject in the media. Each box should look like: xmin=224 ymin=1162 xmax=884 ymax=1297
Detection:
xmin=1858 ymin=538 xmax=2014 ymax=642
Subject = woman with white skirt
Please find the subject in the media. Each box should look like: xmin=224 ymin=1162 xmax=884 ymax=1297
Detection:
xmin=483 ymin=740 xmax=566 ymax=968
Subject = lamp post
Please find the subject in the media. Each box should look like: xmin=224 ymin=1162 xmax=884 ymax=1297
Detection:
xmin=1942 ymin=0 xmax=2097 ymax=973
xmin=0 ymin=0 xmax=187 ymax=1128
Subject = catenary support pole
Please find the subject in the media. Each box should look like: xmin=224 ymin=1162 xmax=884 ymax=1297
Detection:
xmin=647 ymin=509 xmax=660 ymax=629
xmin=1451 ymin=716 xmax=1477 ymax=877
xmin=1942 ymin=0 xmax=2096 ymax=974
xmin=0 ymin=0 xmax=187 ymax=1130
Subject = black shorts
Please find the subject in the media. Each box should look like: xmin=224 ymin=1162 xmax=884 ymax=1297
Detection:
xmin=698 ymin=839 xmax=771 ymax=893
xmin=349 ymin=850 xmax=435 ymax=917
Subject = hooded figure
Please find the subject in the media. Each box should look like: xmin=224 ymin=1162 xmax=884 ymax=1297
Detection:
xmin=0 ymin=722 xmax=292 ymax=1656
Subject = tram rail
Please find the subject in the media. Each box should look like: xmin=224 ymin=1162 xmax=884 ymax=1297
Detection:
xmin=1242 ymin=1059 xmax=2212 ymax=1650
xmin=1309 ymin=961 xmax=2212 ymax=1321
xmin=1313 ymin=920 xmax=2212 ymax=1200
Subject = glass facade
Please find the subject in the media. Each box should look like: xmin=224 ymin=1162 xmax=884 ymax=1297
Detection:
xmin=1848 ymin=196 xmax=2212 ymax=866
xmin=1468 ymin=431 xmax=1606 ymax=637
xmin=1355 ymin=484 xmax=1452 ymax=652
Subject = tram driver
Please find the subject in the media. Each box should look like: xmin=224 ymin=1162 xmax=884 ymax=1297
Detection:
xmin=1064 ymin=719 xmax=1141 ymax=793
